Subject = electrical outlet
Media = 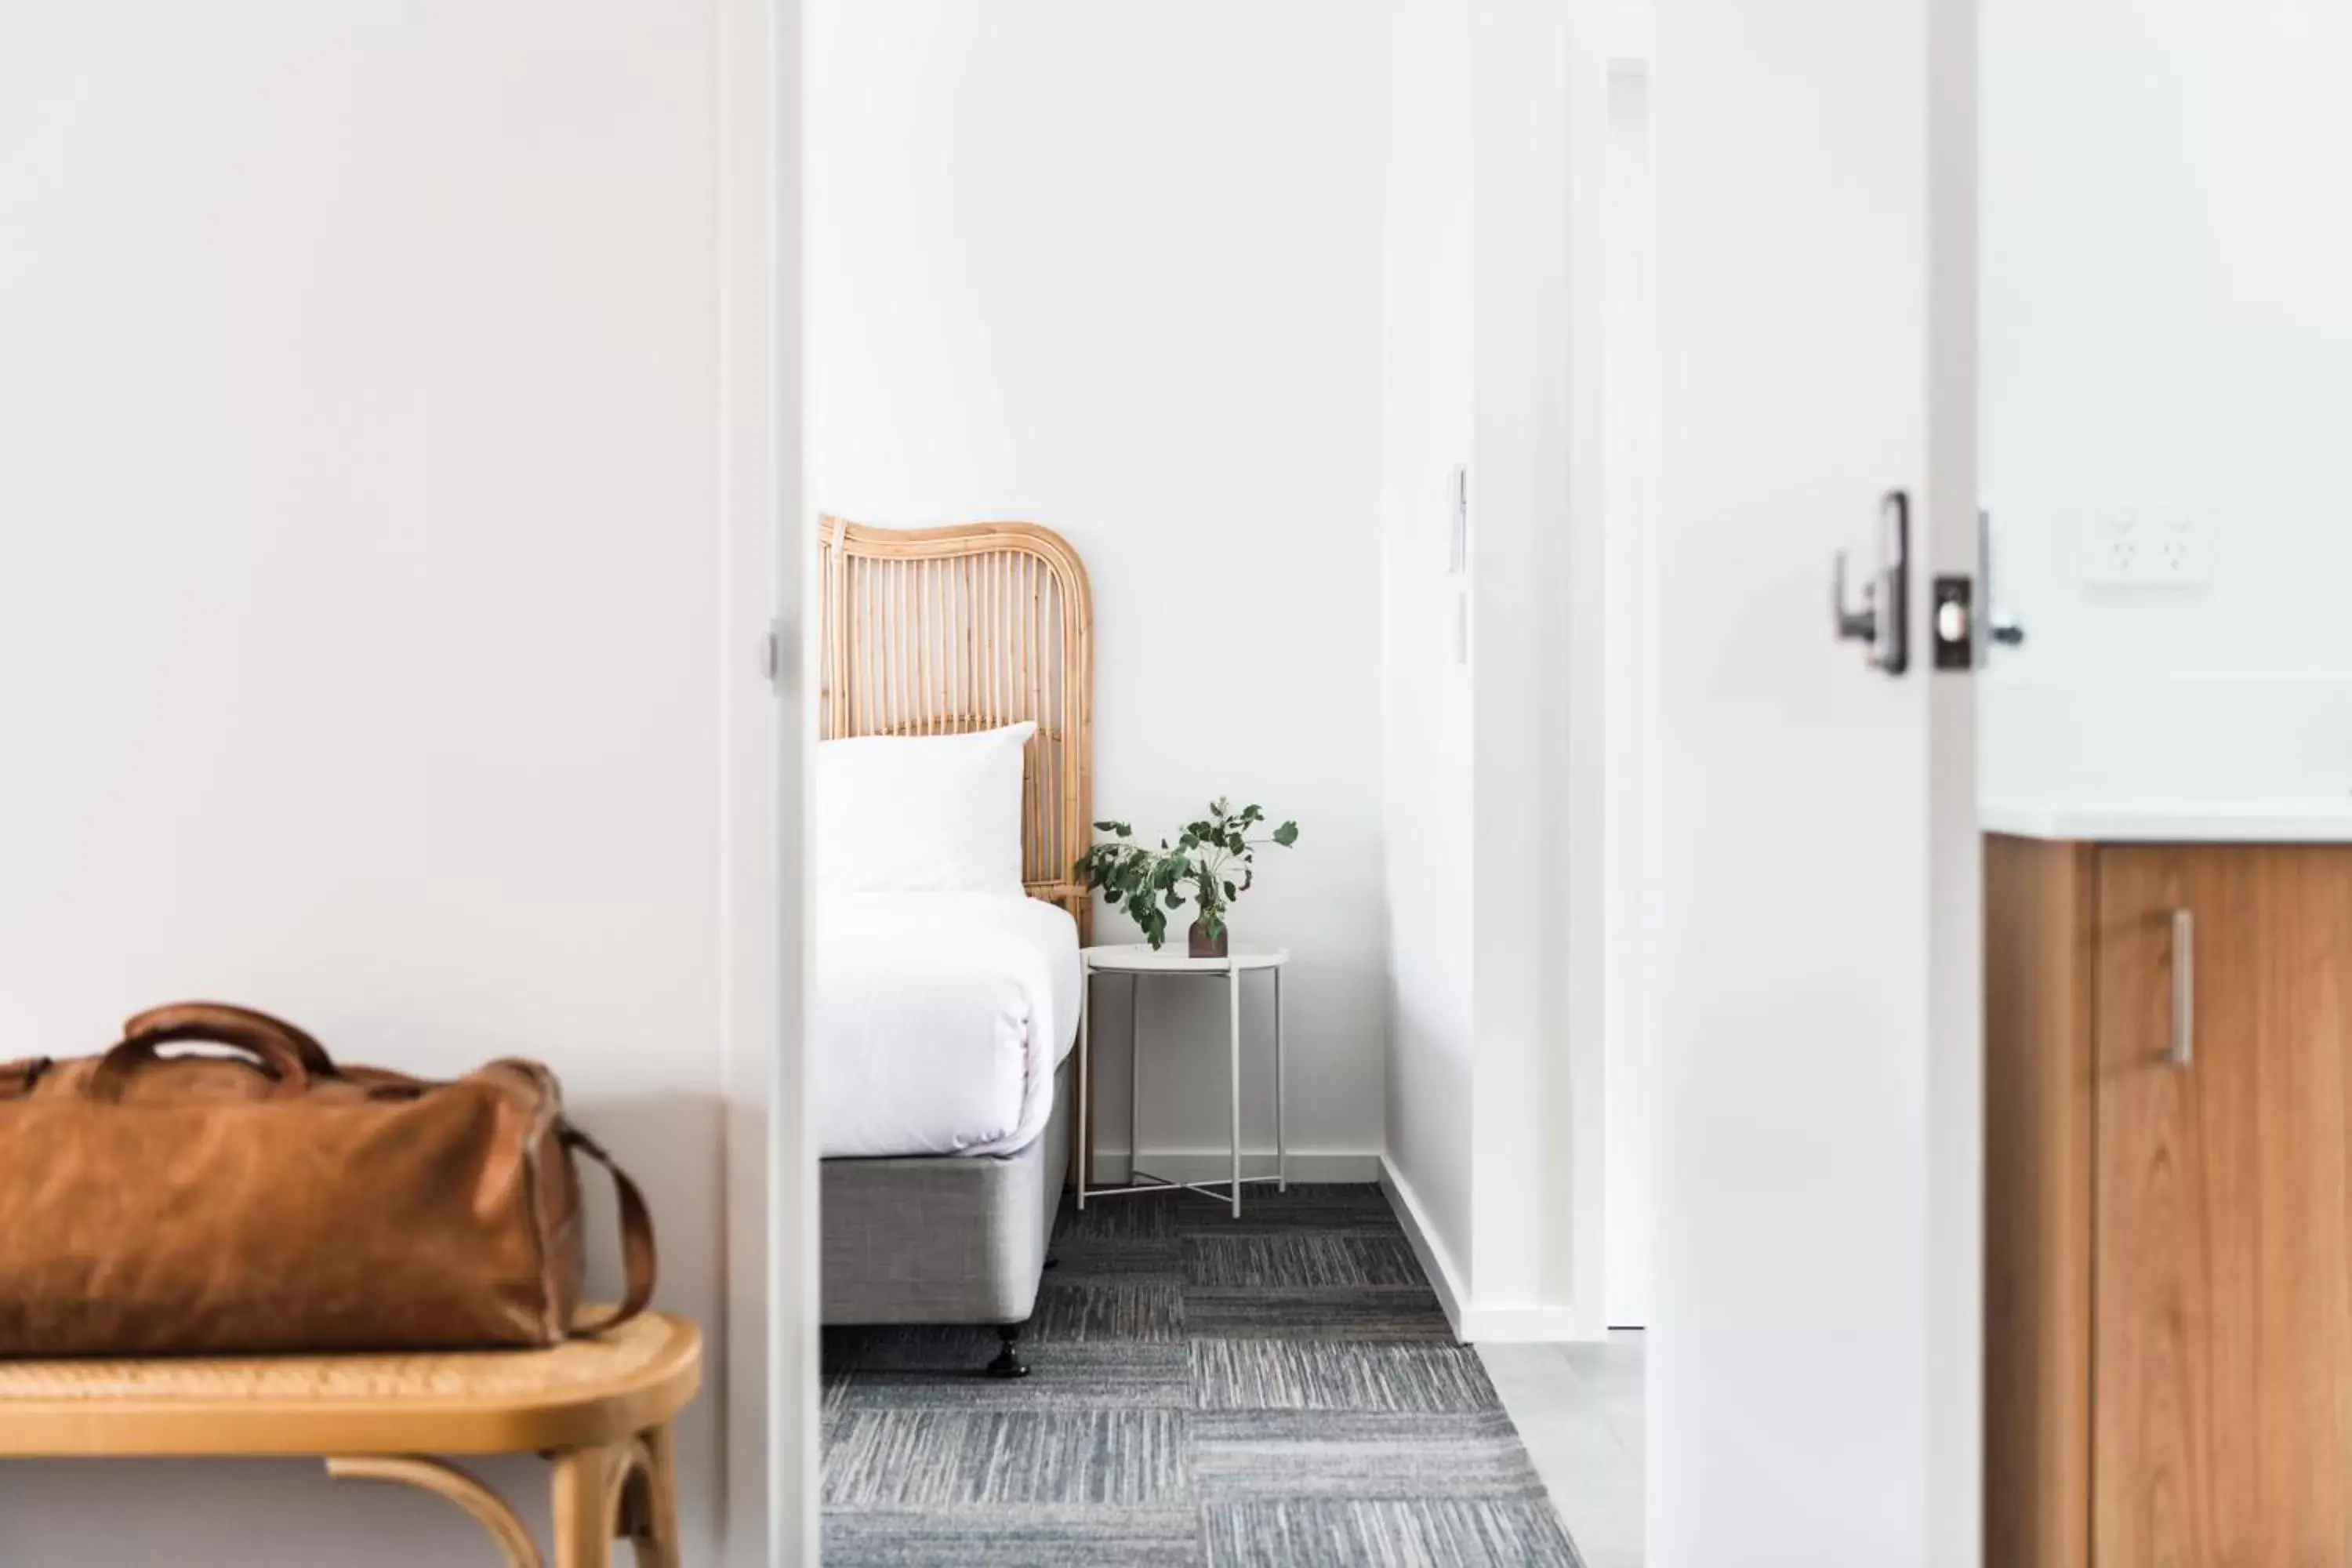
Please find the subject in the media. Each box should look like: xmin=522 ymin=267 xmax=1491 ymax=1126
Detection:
xmin=2080 ymin=504 xmax=2216 ymax=587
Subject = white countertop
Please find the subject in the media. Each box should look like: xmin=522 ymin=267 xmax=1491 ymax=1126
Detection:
xmin=1980 ymin=798 xmax=2352 ymax=844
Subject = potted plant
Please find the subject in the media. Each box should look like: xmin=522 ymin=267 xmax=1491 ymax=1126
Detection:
xmin=1074 ymin=797 xmax=1299 ymax=957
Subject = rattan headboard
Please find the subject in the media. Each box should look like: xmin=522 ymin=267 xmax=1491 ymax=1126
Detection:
xmin=818 ymin=517 xmax=1094 ymax=939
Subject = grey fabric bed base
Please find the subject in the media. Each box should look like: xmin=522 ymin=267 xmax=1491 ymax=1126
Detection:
xmin=819 ymin=1055 xmax=1073 ymax=1330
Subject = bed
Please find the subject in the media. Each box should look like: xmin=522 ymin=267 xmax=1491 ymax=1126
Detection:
xmin=814 ymin=517 xmax=1093 ymax=1377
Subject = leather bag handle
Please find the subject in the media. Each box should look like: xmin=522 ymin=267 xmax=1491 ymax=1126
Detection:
xmin=86 ymin=1015 xmax=323 ymax=1103
xmin=0 ymin=1056 xmax=52 ymax=1099
xmin=119 ymin=1004 xmax=338 ymax=1077
xmin=561 ymin=1123 xmax=659 ymax=1336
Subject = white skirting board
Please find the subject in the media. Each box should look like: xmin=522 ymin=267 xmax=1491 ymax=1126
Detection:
xmin=1378 ymin=1156 xmax=1472 ymax=1340
xmin=1094 ymin=1149 xmax=1384 ymax=1185
xmin=1378 ymin=1156 xmax=1592 ymax=1345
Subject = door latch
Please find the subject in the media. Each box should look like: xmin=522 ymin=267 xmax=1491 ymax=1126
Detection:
xmin=1831 ymin=491 xmax=1911 ymax=677
xmin=1980 ymin=509 xmax=2026 ymax=654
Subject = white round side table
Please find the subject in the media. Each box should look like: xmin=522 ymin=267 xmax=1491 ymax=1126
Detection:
xmin=1076 ymin=942 xmax=1290 ymax=1218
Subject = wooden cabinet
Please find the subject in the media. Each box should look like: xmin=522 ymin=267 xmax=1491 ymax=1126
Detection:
xmin=1987 ymin=837 xmax=2352 ymax=1567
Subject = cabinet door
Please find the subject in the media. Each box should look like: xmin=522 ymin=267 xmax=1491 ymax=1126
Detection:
xmin=2094 ymin=846 xmax=2352 ymax=1566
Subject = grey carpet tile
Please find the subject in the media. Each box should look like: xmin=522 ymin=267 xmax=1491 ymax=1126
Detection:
xmin=824 ymin=1323 xmax=1004 ymax=1373
xmin=1185 ymin=1232 xmax=1431 ymax=1289
xmin=1029 ymin=1279 xmax=1185 ymax=1344
xmin=1184 ymin=1287 xmax=1456 ymax=1342
xmin=823 ymin=1508 xmax=1200 ymax=1568
xmin=823 ymin=1410 xmax=1185 ymax=1509
xmin=1174 ymin=1182 xmax=1402 ymax=1234
xmin=1056 ymin=1190 xmax=1183 ymax=1241
xmin=1193 ymin=1339 xmax=1504 ymax=1413
xmin=831 ymin=1344 xmax=1195 ymax=1411
xmin=822 ymin=1183 xmax=1590 ymax=1566
xmin=1047 ymin=1236 xmax=1186 ymax=1282
xmin=1189 ymin=1412 xmax=1552 ymax=1501
xmin=1203 ymin=1498 xmax=1584 ymax=1568
xmin=823 ymin=1280 xmax=1181 ymax=1363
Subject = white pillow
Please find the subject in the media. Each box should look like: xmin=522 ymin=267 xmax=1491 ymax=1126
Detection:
xmin=815 ymin=722 xmax=1036 ymax=896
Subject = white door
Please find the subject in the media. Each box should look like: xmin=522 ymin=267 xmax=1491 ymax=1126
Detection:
xmin=1650 ymin=0 xmax=1980 ymax=1564
xmin=721 ymin=1 xmax=814 ymax=1562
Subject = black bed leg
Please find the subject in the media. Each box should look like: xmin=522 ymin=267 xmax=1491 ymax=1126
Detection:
xmin=985 ymin=1323 xmax=1031 ymax=1379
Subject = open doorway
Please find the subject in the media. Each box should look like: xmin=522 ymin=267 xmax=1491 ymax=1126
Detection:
xmin=1475 ymin=19 xmax=1655 ymax=1568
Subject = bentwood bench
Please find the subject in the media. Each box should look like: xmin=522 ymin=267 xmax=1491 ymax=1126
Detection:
xmin=0 ymin=1311 xmax=701 ymax=1568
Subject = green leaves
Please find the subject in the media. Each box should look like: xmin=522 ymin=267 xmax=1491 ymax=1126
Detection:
xmin=1071 ymin=797 xmax=1301 ymax=949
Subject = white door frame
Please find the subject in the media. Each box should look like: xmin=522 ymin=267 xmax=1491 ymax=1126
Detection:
xmin=1925 ymin=0 xmax=1984 ymax=1552
xmin=1564 ymin=2 xmax=1659 ymax=1335
xmin=718 ymin=0 xmax=814 ymax=1562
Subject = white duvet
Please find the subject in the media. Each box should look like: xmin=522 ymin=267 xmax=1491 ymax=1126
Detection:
xmin=812 ymin=893 xmax=1081 ymax=1159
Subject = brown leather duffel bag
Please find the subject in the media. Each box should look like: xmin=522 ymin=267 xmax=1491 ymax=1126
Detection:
xmin=0 ymin=1003 xmax=654 ymax=1356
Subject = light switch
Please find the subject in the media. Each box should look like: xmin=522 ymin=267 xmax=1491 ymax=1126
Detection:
xmin=1449 ymin=465 xmax=1468 ymax=575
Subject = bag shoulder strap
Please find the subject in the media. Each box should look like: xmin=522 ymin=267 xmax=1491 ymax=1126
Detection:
xmin=559 ymin=1123 xmax=658 ymax=1337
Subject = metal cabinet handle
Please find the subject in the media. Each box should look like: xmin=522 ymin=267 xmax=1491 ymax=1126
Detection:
xmin=2170 ymin=908 xmax=2195 ymax=1069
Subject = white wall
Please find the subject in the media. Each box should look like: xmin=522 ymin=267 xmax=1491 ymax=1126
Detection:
xmin=1980 ymin=0 xmax=2352 ymax=803
xmin=0 ymin=5 xmax=765 ymax=1562
xmin=1377 ymin=0 xmax=1592 ymax=1340
xmin=805 ymin=0 xmax=1388 ymax=1169
xmin=1468 ymin=0 xmax=1582 ymax=1331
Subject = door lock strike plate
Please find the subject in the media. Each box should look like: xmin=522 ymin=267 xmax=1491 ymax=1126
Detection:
xmin=1932 ymin=576 xmax=1973 ymax=672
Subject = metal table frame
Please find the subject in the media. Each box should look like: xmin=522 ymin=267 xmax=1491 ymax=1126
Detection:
xmin=1073 ymin=949 xmax=1288 ymax=1218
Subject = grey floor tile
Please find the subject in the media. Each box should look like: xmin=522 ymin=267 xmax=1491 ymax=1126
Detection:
xmin=1479 ymin=1341 xmax=1644 ymax=1566
xmin=1555 ymin=1338 xmax=1645 ymax=1400
xmin=1512 ymin=1407 xmax=1635 ymax=1467
xmin=1579 ymin=1549 xmax=1643 ymax=1568
xmin=1477 ymin=1343 xmax=1588 ymax=1406
xmin=1540 ymin=1470 xmax=1644 ymax=1562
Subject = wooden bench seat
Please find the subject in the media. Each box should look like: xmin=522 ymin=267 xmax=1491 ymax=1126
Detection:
xmin=0 ymin=1311 xmax=701 ymax=1568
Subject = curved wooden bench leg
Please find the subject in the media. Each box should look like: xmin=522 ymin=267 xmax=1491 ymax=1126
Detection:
xmin=327 ymin=1454 xmax=543 ymax=1568
xmin=626 ymin=1423 xmax=683 ymax=1568
xmin=551 ymin=1443 xmax=617 ymax=1568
